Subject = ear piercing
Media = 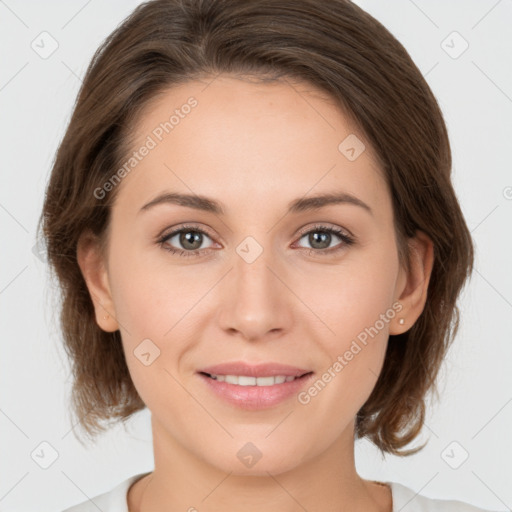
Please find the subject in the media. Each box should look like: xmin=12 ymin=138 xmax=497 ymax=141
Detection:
xmin=104 ymin=314 xmax=109 ymax=320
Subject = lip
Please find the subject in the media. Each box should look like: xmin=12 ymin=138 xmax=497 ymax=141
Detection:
xmin=197 ymin=361 xmax=311 ymax=378
xmin=198 ymin=371 xmax=314 ymax=410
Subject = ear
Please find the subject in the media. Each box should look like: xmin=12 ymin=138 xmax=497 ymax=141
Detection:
xmin=390 ymin=230 xmax=434 ymax=335
xmin=76 ymin=230 xmax=119 ymax=332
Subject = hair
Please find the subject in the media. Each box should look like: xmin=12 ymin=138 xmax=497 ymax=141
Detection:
xmin=38 ymin=0 xmax=473 ymax=455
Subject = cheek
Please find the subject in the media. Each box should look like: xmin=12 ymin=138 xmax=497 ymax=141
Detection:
xmin=293 ymin=270 xmax=397 ymax=437
xmin=108 ymin=238 xmax=196 ymax=337
xmin=300 ymin=245 xmax=399 ymax=398
xmin=307 ymin=250 xmax=398 ymax=344
xmin=106 ymin=245 xmax=215 ymax=398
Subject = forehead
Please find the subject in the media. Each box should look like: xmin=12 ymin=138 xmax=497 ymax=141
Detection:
xmin=114 ymin=75 xmax=389 ymax=218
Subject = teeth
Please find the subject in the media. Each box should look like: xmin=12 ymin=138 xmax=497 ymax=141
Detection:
xmin=209 ymin=374 xmax=298 ymax=386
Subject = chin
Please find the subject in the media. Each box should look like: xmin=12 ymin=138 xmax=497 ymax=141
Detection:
xmin=202 ymin=443 xmax=305 ymax=477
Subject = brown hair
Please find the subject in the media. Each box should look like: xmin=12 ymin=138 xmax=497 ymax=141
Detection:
xmin=38 ymin=0 xmax=473 ymax=455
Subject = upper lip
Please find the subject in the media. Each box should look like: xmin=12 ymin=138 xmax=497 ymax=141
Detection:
xmin=198 ymin=361 xmax=312 ymax=378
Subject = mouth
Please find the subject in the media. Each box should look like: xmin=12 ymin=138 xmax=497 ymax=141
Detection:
xmin=197 ymin=370 xmax=315 ymax=410
xmin=198 ymin=371 xmax=313 ymax=387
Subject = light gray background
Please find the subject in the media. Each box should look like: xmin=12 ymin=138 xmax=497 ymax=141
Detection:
xmin=1 ymin=1 xmax=511 ymax=511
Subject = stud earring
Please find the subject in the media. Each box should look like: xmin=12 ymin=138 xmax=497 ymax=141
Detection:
xmin=398 ymin=318 xmax=405 ymax=325
xmin=104 ymin=314 xmax=109 ymax=320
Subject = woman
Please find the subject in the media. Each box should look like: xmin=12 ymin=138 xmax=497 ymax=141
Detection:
xmin=39 ymin=0 xmax=500 ymax=510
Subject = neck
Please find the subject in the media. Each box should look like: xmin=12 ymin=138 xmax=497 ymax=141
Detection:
xmin=129 ymin=416 xmax=391 ymax=512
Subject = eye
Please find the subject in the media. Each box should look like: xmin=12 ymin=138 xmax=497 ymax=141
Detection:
xmin=294 ymin=224 xmax=355 ymax=256
xmin=156 ymin=223 xmax=355 ymax=258
xmin=157 ymin=224 xmax=216 ymax=257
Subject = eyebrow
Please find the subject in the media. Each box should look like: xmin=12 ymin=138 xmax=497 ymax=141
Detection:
xmin=139 ymin=191 xmax=373 ymax=216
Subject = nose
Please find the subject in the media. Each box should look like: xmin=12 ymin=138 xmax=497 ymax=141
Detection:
xmin=217 ymin=243 xmax=294 ymax=342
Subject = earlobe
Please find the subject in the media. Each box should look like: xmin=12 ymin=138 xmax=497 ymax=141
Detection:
xmin=390 ymin=230 xmax=434 ymax=335
xmin=76 ymin=230 xmax=119 ymax=332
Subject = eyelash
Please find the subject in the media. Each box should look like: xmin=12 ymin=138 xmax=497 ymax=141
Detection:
xmin=156 ymin=223 xmax=355 ymax=258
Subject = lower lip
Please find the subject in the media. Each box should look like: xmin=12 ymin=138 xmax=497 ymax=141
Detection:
xmin=197 ymin=372 xmax=314 ymax=410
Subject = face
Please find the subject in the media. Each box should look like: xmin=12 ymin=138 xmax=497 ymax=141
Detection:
xmin=81 ymin=74 xmax=421 ymax=476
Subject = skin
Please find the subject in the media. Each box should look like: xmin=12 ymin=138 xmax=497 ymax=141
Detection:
xmin=77 ymin=74 xmax=434 ymax=512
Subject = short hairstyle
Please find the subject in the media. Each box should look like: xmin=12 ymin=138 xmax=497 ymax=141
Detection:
xmin=38 ymin=0 xmax=474 ymax=454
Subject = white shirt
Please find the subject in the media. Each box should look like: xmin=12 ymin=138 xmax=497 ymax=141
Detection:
xmin=62 ymin=472 xmax=503 ymax=512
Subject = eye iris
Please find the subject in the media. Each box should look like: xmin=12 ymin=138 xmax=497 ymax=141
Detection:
xmin=180 ymin=231 xmax=202 ymax=250
xmin=309 ymin=231 xmax=331 ymax=249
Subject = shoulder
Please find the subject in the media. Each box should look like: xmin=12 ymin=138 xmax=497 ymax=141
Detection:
xmin=388 ymin=481 xmax=507 ymax=512
xmin=61 ymin=472 xmax=151 ymax=512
